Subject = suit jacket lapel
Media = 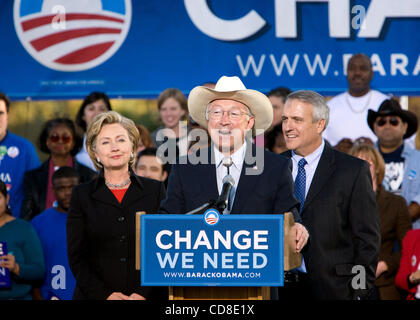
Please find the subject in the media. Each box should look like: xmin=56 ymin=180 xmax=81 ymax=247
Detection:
xmin=91 ymin=178 xmax=121 ymax=208
xmin=231 ymin=163 xmax=255 ymax=213
xmin=123 ymin=174 xmax=146 ymax=208
xmin=231 ymin=143 xmax=262 ymax=214
xmin=194 ymin=147 xmax=219 ymax=203
xmin=200 ymin=162 xmax=219 ymax=203
xmin=90 ymin=170 xmax=145 ymax=209
xmin=302 ymin=144 xmax=336 ymax=213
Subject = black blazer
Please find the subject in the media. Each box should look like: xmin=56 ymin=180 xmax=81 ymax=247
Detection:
xmin=20 ymin=158 xmax=96 ymax=220
xmin=67 ymin=171 xmax=168 ymax=300
xmin=159 ymin=144 xmax=300 ymax=222
xmin=283 ymin=144 xmax=381 ymax=299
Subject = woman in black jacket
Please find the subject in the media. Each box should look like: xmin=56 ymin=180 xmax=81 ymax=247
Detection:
xmin=67 ymin=111 xmax=167 ymax=300
xmin=20 ymin=118 xmax=96 ymax=220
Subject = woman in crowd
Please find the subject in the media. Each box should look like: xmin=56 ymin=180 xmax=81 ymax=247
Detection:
xmin=67 ymin=111 xmax=167 ymax=300
xmin=395 ymin=229 xmax=420 ymax=300
xmin=75 ymin=92 xmax=112 ymax=171
xmin=150 ymin=88 xmax=189 ymax=162
xmin=20 ymin=118 xmax=96 ymax=220
xmin=265 ymin=123 xmax=287 ymax=154
xmin=349 ymin=143 xmax=412 ymax=299
xmin=135 ymin=123 xmax=153 ymax=153
xmin=0 ymin=180 xmax=45 ymax=300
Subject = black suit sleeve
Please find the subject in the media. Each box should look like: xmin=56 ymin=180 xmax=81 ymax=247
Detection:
xmin=274 ymin=157 xmax=301 ymax=223
xmin=20 ymin=171 xmax=39 ymax=220
xmin=66 ymin=186 xmax=113 ymax=300
xmin=156 ymin=179 xmax=166 ymax=210
xmin=158 ymin=164 xmax=185 ymax=214
xmin=348 ymin=161 xmax=381 ymax=299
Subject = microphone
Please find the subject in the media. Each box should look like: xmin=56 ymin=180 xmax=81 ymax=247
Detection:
xmin=185 ymin=199 xmax=216 ymax=215
xmin=215 ymin=174 xmax=235 ymax=211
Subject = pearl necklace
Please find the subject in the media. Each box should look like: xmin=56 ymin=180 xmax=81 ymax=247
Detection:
xmin=105 ymin=177 xmax=131 ymax=189
xmin=345 ymin=91 xmax=372 ymax=114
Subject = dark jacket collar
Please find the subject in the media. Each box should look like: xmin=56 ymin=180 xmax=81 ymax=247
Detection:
xmin=91 ymin=168 xmax=144 ymax=208
xmin=281 ymin=142 xmax=336 ymax=214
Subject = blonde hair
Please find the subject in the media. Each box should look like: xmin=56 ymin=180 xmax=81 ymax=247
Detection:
xmin=86 ymin=111 xmax=140 ymax=170
xmin=349 ymin=143 xmax=385 ymax=186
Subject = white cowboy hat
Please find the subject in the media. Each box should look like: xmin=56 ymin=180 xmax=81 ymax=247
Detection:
xmin=188 ymin=76 xmax=273 ymax=134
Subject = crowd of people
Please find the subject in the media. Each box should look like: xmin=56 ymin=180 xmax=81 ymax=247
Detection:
xmin=1 ymin=53 xmax=420 ymax=300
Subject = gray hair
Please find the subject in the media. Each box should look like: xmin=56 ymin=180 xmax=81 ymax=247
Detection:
xmin=285 ymin=90 xmax=329 ymax=129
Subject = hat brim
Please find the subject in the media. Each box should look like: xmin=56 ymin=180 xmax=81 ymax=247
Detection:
xmin=188 ymin=86 xmax=273 ymax=135
xmin=368 ymin=109 xmax=418 ymax=139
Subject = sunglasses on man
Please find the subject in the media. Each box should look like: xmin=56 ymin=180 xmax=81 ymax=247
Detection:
xmin=375 ymin=117 xmax=401 ymax=127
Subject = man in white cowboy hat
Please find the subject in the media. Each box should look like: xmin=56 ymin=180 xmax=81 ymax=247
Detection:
xmin=159 ymin=75 xmax=308 ymax=250
xmin=368 ymin=99 xmax=420 ymax=229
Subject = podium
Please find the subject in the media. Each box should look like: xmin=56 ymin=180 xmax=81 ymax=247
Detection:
xmin=136 ymin=211 xmax=301 ymax=300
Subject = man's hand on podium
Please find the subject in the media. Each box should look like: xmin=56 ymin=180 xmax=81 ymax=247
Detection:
xmin=293 ymin=223 xmax=309 ymax=253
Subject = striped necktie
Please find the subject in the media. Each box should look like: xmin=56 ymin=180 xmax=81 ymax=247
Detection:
xmin=294 ymin=158 xmax=307 ymax=212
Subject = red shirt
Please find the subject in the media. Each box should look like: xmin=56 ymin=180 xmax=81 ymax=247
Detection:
xmin=395 ymin=229 xmax=420 ymax=300
xmin=110 ymin=187 xmax=128 ymax=203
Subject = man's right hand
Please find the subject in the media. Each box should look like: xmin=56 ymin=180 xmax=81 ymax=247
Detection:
xmin=107 ymin=292 xmax=146 ymax=300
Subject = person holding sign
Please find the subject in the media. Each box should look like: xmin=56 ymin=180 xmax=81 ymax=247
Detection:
xmin=67 ymin=111 xmax=167 ymax=300
xmin=0 ymin=180 xmax=45 ymax=300
xmin=159 ymin=76 xmax=308 ymax=252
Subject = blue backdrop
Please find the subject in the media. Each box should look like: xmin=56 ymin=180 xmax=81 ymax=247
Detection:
xmin=1 ymin=0 xmax=420 ymax=99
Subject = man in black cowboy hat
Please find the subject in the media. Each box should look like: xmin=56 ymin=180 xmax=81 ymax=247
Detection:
xmin=368 ymin=99 xmax=420 ymax=228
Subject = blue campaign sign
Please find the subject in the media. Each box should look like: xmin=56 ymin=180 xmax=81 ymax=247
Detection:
xmin=1 ymin=0 xmax=419 ymax=99
xmin=141 ymin=213 xmax=284 ymax=287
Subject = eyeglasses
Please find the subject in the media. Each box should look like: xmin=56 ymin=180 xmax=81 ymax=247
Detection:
xmin=49 ymin=133 xmax=72 ymax=143
xmin=375 ymin=117 xmax=400 ymax=127
xmin=207 ymin=109 xmax=250 ymax=121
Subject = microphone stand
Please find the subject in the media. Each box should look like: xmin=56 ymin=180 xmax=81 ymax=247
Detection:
xmin=185 ymin=199 xmax=216 ymax=215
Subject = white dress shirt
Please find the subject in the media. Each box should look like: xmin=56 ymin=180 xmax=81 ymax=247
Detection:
xmin=291 ymin=139 xmax=325 ymax=273
xmin=214 ymin=142 xmax=247 ymax=214
xmin=291 ymin=139 xmax=325 ymax=199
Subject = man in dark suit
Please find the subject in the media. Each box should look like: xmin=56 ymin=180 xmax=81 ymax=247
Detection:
xmin=159 ymin=75 xmax=309 ymax=252
xmin=281 ymin=90 xmax=381 ymax=299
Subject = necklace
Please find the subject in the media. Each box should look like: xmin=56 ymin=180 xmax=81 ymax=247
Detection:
xmin=105 ymin=177 xmax=131 ymax=189
xmin=345 ymin=91 xmax=372 ymax=114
